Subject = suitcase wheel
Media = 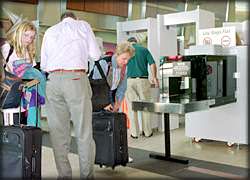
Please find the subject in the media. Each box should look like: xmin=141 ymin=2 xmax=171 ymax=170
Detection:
xmin=99 ymin=164 xmax=103 ymax=168
xmin=121 ymin=163 xmax=127 ymax=166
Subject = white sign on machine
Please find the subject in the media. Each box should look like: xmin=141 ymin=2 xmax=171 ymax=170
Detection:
xmin=198 ymin=26 xmax=236 ymax=47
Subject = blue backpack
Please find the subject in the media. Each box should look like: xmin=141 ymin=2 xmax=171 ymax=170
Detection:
xmin=0 ymin=45 xmax=22 ymax=109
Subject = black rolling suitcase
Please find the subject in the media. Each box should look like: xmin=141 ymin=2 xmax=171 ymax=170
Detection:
xmin=0 ymin=79 xmax=42 ymax=179
xmin=92 ymin=111 xmax=128 ymax=169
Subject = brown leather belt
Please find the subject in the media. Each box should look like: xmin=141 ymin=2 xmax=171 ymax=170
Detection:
xmin=129 ymin=76 xmax=148 ymax=79
xmin=49 ymin=69 xmax=86 ymax=73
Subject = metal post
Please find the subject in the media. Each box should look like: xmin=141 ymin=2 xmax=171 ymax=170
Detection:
xmin=60 ymin=0 xmax=67 ymax=16
xmin=127 ymin=0 xmax=133 ymax=21
xmin=225 ymin=0 xmax=230 ymax=22
xmin=164 ymin=113 xmax=170 ymax=157
xmin=141 ymin=0 xmax=146 ymax=19
xmin=181 ymin=0 xmax=188 ymax=36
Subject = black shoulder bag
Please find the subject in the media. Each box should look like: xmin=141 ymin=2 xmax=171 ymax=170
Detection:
xmin=0 ymin=46 xmax=23 ymax=109
xmin=89 ymin=60 xmax=111 ymax=112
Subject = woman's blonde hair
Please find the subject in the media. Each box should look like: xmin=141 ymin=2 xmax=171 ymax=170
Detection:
xmin=115 ymin=41 xmax=135 ymax=58
xmin=7 ymin=20 xmax=36 ymax=62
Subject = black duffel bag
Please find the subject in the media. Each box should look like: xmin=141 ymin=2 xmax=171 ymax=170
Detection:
xmin=0 ymin=70 xmax=22 ymax=109
xmin=0 ymin=45 xmax=22 ymax=109
xmin=89 ymin=60 xmax=111 ymax=112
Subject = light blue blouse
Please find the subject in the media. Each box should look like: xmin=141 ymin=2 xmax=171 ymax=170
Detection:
xmin=110 ymin=55 xmax=127 ymax=103
xmin=91 ymin=55 xmax=127 ymax=103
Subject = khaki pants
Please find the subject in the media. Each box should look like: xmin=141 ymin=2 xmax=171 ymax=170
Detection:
xmin=45 ymin=72 xmax=95 ymax=179
xmin=126 ymin=78 xmax=152 ymax=137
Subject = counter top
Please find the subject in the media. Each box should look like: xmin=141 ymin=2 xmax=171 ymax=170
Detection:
xmin=132 ymin=96 xmax=215 ymax=114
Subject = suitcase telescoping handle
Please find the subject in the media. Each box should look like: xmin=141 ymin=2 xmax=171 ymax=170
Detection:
xmin=18 ymin=79 xmax=40 ymax=127
xmin=35 ymin=81 xmax=39 ymax=127
xmin=18 ymin=88 xmax=22 ymax=125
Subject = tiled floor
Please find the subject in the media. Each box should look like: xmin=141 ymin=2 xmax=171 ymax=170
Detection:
xmin=42 ymin=146 xmax=173 ymax=179
xmin=128 ymin=125 xmax=248 ymax=168
xmin=41 ymin=120 xmax=248 ymax=179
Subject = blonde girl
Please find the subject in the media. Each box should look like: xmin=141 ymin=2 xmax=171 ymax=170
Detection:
xmin=1 ymin=20 xmax=45 ymax=127
xmin=1 ymin=20 xmax=36 ymax=74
